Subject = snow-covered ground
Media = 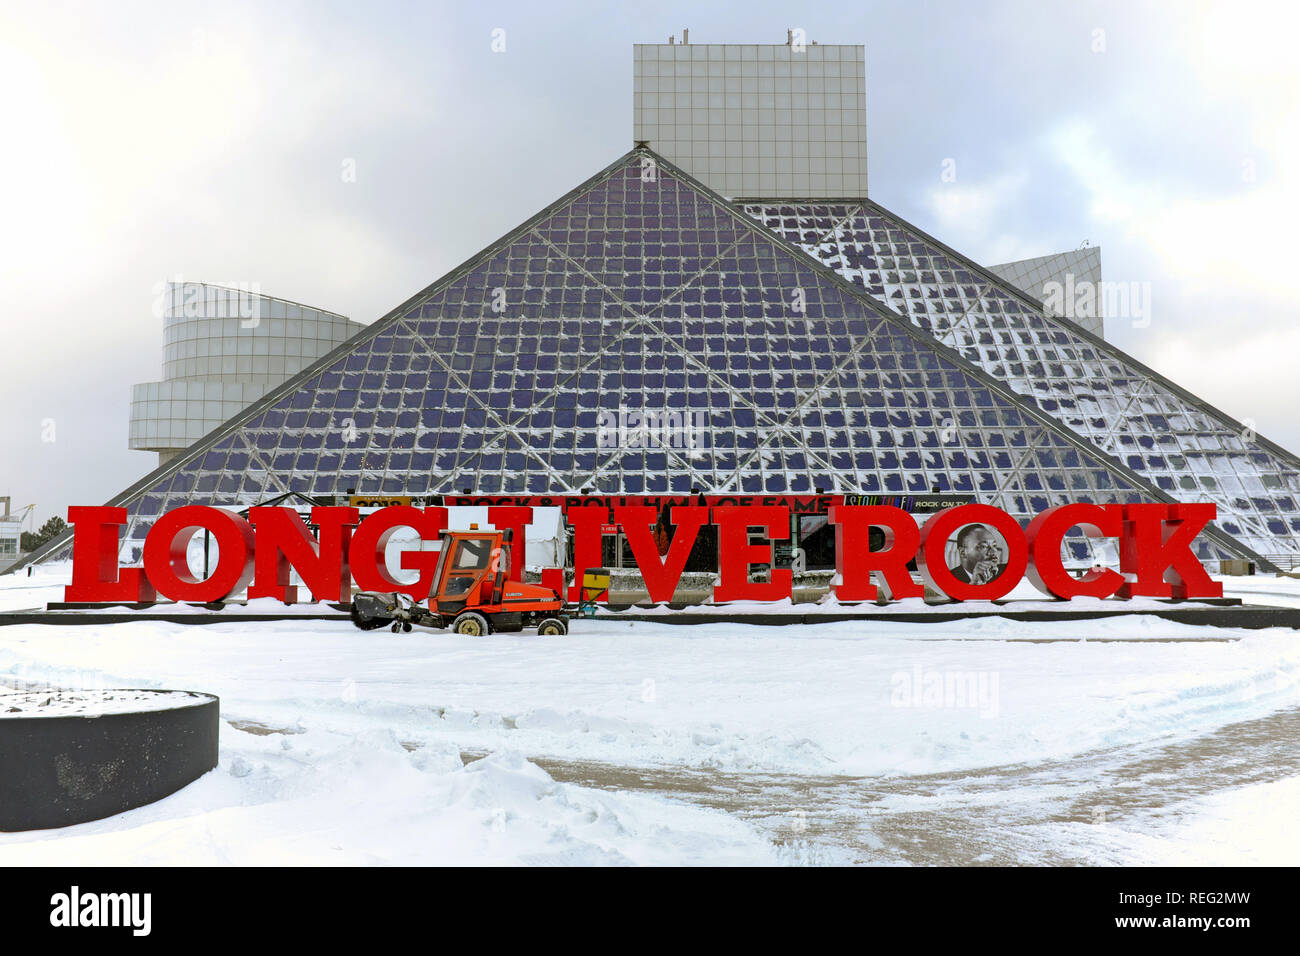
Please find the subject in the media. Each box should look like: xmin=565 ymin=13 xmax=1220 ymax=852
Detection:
xmin=2 ymin=561 xmax=1299 ymax=865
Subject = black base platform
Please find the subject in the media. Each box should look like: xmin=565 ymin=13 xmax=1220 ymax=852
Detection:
xmin=0 ymin=690 xmax=219 ymax=831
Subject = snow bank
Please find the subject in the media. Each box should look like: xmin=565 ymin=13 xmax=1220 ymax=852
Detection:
xmin=1021 ymin=775 xmax=1300 ymax=866
xmin=3 ymin=611 xmax=1299 ymax=779
xmin=0 ymin=723 xmax=796 ymax=866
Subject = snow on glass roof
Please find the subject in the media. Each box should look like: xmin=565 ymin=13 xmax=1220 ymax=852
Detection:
xmin=740 ymin=201 xmax=1300 ymax=564
xmin=25 ymin=149 xmax=1267 ymax=569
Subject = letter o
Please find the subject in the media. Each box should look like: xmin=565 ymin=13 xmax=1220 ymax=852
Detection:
xmin=917 ymin=504 xmax=1028 ymax=601
xmin=142 ymin=506 xmax=255 ymax=602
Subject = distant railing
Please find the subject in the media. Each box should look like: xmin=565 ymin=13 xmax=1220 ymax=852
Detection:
xmin=1253 ymin=554 xmax=1300 ymax=572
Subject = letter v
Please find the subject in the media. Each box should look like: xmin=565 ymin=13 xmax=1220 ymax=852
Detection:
xmin=615 ymin=505 xmax=708 ymax=603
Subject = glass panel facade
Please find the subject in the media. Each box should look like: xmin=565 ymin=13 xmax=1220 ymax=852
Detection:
xmin=742 ymin=201 xmax=1300 ymax=562
xmin=46 ymin=152 xmax=1258 ymax=567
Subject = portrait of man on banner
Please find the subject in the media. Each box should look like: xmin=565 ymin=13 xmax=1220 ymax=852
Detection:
xmin=947 ymin=523 xmax=1008 ymax=586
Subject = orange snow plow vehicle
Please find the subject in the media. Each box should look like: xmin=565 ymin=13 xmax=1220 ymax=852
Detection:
xmin=349 ymin=527 xmax=568 ymax=635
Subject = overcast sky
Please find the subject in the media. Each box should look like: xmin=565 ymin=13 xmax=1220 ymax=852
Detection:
xmin=1 ymin=0 xmax=1296 ymax=529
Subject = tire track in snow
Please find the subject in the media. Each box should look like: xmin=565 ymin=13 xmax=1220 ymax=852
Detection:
xmin=497 ymin=705 xmax=1300 ymax=864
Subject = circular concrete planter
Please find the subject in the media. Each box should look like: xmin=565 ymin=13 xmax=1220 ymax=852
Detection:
xmin=0 ymin=689 xmax=219 ymax=832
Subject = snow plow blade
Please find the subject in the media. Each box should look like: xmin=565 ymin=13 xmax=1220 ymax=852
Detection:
xmin=350 ymin=591 xmax=401 ymax=630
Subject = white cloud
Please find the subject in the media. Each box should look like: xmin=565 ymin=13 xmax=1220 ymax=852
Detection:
xmin=1032 ymin=3 xmax=1300 ymax=447
xmin=1046 ymin=115 xmax=1299 ymax=304
xmin=922 ymin=169 xmax=1034 ymax=262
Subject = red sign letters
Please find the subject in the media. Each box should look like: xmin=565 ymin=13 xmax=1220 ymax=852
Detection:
xmin=62 ymin=498 xmax=1224 ymax=605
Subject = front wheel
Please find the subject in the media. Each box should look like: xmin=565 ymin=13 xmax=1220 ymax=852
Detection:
xmin=536 ymin=617 xmax=568 ymax=636
xmin=451 ymin=611 xmax=489 ymax=636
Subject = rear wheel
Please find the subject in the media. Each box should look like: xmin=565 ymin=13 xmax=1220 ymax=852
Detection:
xmin=537 ymin=617 xmax=567 ymax=636
xmin=451 ymin=611 xmax=489 ymax=636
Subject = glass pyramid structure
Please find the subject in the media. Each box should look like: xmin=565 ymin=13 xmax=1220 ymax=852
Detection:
xmin=741 ymin=200 xmax=1300 ymax=565
xmin=25 ymin=148 xmax=1277 ymax=569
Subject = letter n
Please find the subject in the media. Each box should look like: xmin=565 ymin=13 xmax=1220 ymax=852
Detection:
xmin=247 ymin=506 xmax=359 ymax=603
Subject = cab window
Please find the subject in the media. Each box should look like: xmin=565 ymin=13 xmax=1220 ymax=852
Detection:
xmin=452 ymin=538 xmax=492 ymax=570
xmin=444 ymin=576 xmax=476 ymax=596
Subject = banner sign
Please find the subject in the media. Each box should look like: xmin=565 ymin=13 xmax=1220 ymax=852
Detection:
xmin=347 ymin=495 xmax=413 ymax=509
xmin=61 ymin=498 xmax=1223 ymax=606
xmin=427 ymin=493 xmax=972 ymax=513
